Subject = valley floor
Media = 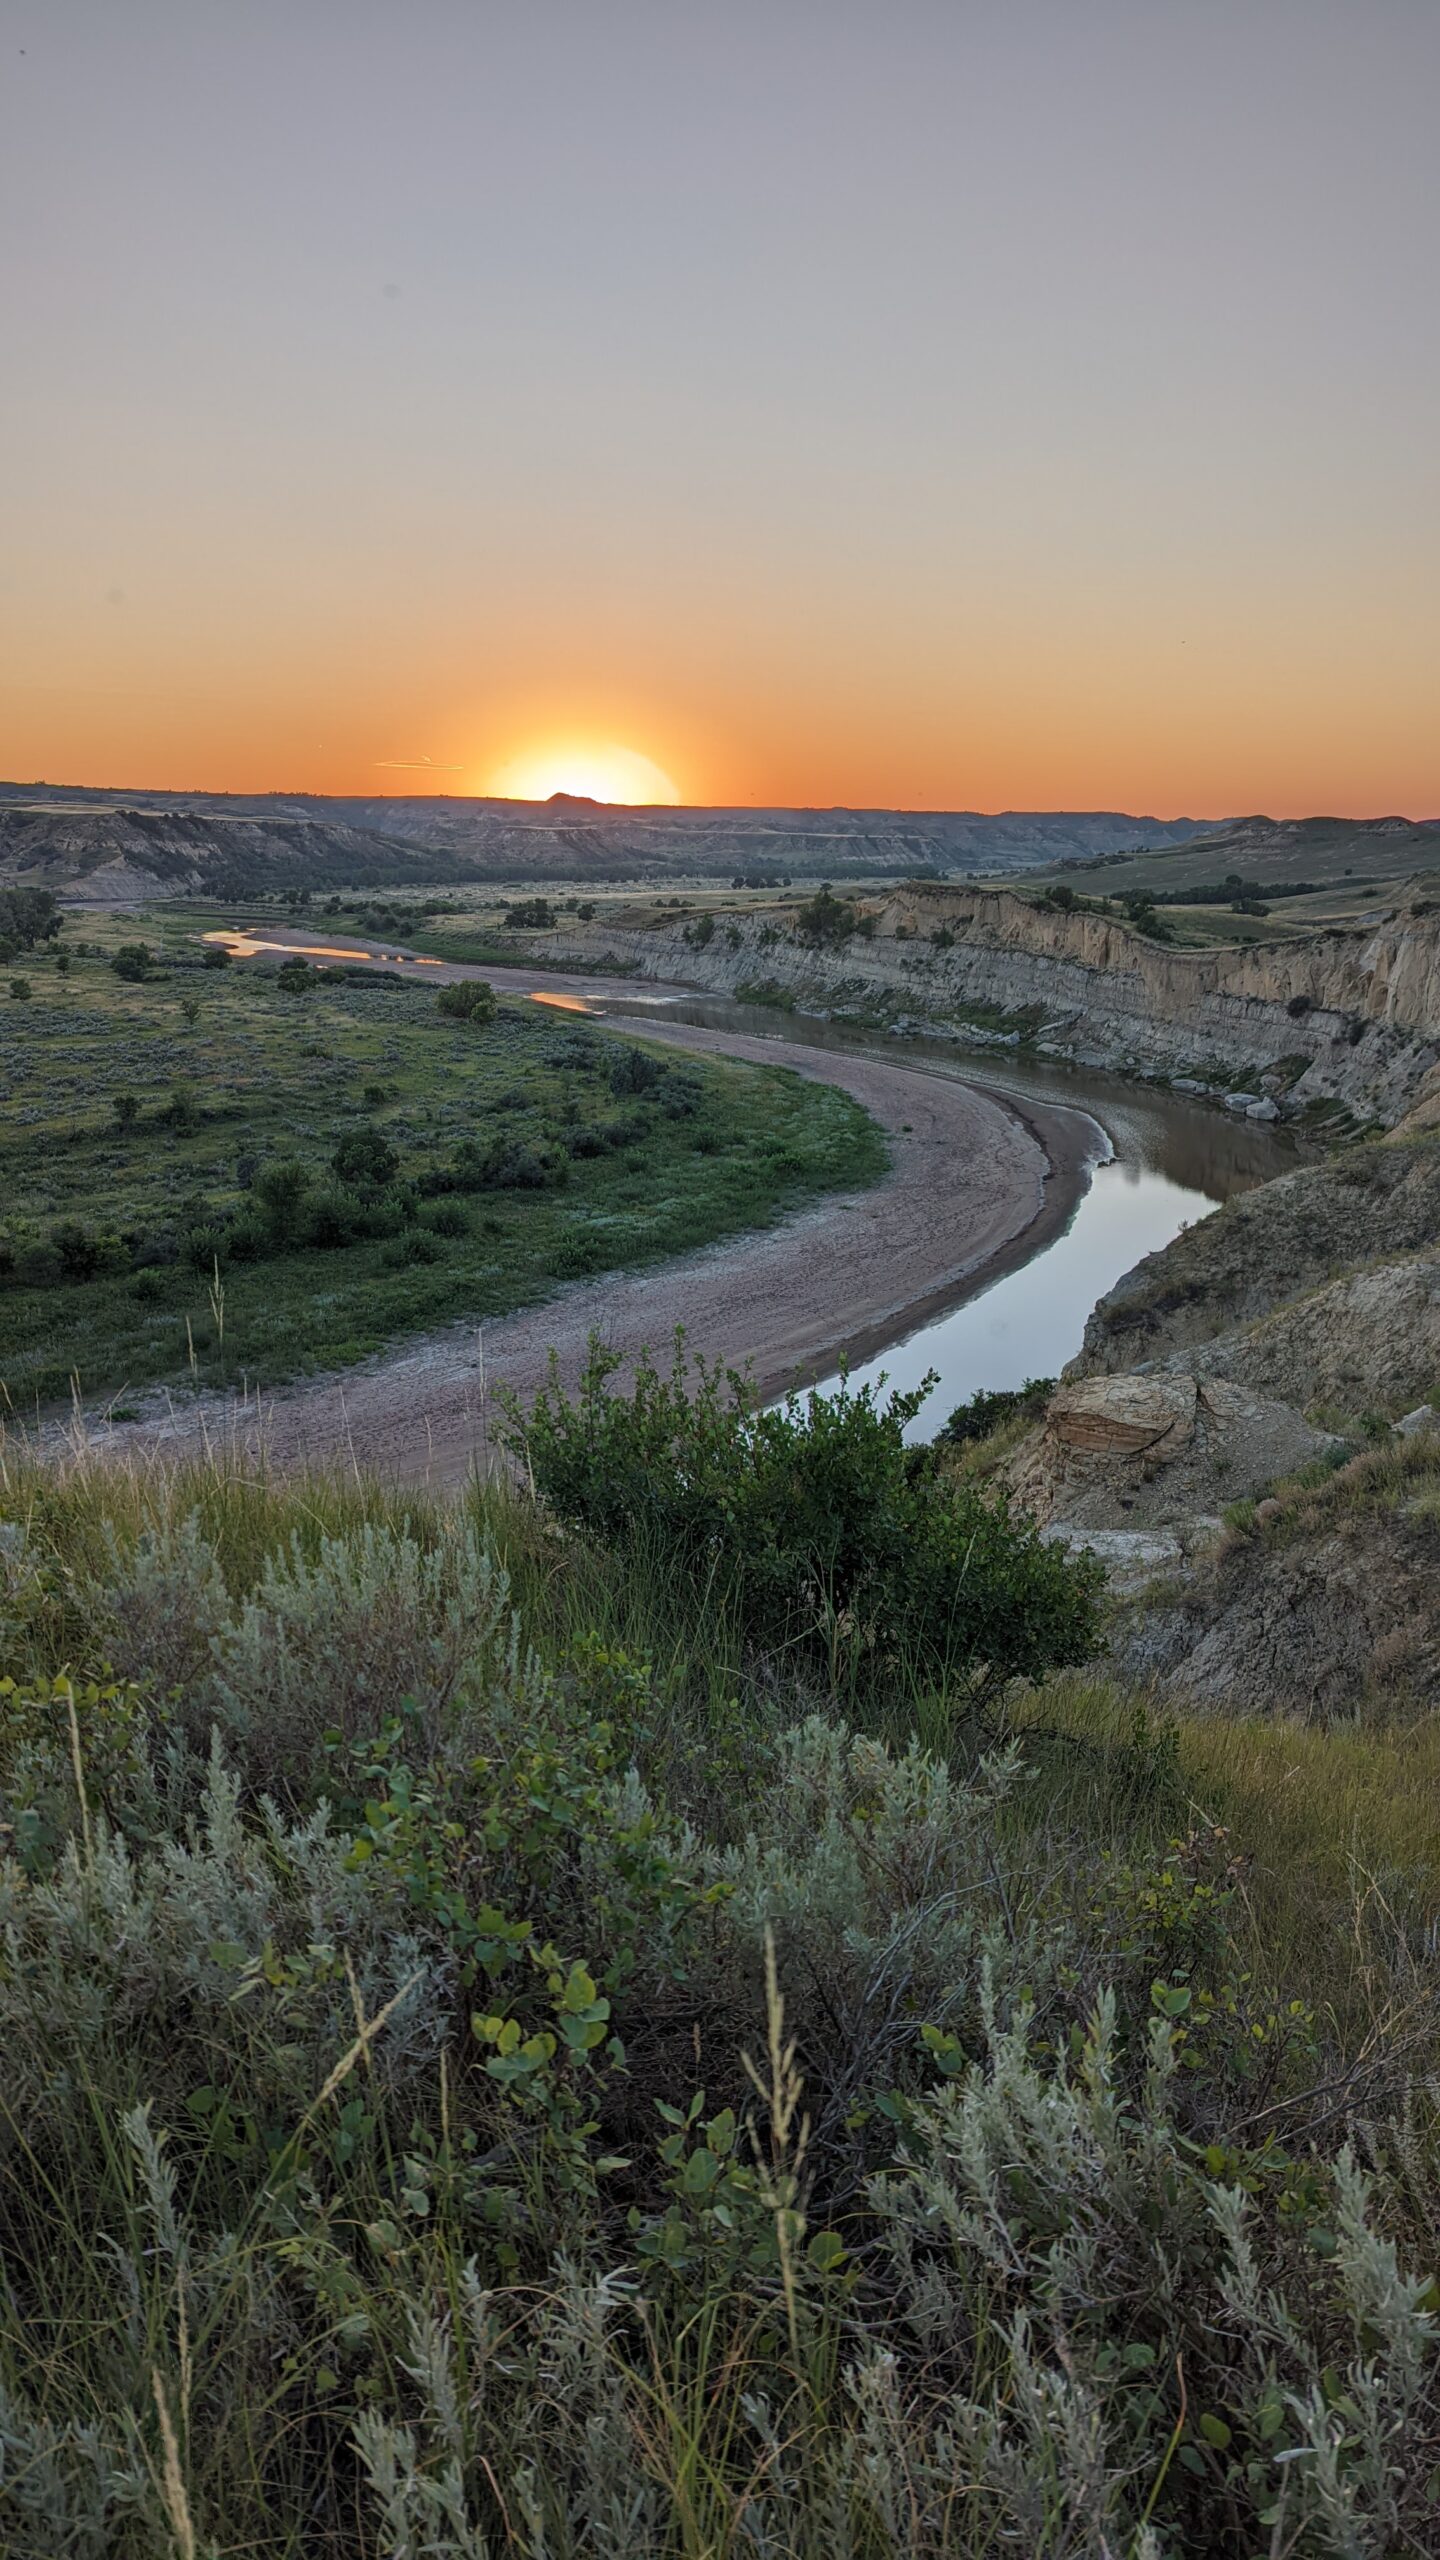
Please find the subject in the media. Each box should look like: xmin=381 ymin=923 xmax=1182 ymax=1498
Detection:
xmin=61 ymin=1014 xmax=1098 ymax=1485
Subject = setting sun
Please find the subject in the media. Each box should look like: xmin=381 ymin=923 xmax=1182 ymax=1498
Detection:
xmin=483 ymin=741 xmax=681 ymax=806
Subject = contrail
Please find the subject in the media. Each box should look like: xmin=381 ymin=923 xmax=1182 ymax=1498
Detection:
xmin=373 ymin=756 xmax=465 ymax=771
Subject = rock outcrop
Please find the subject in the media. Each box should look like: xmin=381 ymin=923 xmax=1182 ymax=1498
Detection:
xmin=1076 ymin=1137 xmax=1440 ymax=1378
xmin=1108 ymin=1478 xmax=1440 ymax=1720
xmin=555 ymin=886 xmax=1440 ymax=1129
xmin=1000 ymin=1371 xmax=1334 ymax=1533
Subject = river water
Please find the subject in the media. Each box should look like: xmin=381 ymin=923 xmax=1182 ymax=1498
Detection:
xmin=203 ymin=929 xmax=1299 ymax=1439
xmin=595 ymin=989 xmax=1298 ymax=1437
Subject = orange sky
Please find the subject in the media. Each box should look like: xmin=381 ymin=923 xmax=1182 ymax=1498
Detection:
xmin=4 ymin=4 xmax=1439 ymax=818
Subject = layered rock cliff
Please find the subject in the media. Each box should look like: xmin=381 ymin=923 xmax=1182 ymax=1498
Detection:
xmin=563 ymin=885 xmax=1440 ymax=1128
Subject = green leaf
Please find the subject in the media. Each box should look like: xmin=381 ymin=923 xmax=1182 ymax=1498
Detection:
xmin=682 ymin=2148 xmax=722 ymax=2196
xmin=807 ymin=2230 xmax=848 ymax=2274
xmin=1198 ymin=2413 xmax=1232 ymax=2450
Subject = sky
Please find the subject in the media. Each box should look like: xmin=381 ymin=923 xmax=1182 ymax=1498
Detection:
xmin=3 ymin=0 xmax=1438 ymax=815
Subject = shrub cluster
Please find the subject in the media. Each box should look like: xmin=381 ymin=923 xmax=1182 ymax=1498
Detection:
xmin=0 ymin=1446 xmax=1433 ymax=2557
xmin=508 ymin=1338 xmax=1102 ymax=1708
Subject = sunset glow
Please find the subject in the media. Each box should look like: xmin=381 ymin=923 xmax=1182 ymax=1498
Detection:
xmin=5 ymin=10 xmax=1440 ymax=815
xmin=483 ymin=744 xmax=682 ymax=807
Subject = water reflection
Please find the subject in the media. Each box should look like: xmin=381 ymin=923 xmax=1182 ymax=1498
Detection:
xmin=200 ymin=930 xmax=443 ymax=965
xmin=595 ymin=988 xmax=1298 ymax=1439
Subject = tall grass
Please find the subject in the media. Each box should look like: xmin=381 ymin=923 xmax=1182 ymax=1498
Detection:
xmin=1 ymin=1439 xmax=1437 ymax=2555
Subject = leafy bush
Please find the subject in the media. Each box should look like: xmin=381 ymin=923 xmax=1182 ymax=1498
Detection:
xmin=453 ymin=1136 xmax=568 ymax=1192
xmin=0 ymin=885 xmax=60 ymax=953
xmin=252 ymin=1157 xmax=311 ymax=1239
xmin=332 ymin=1126 xmax=399 ymax=1189
xmin=8 ymin=977 xmax=32 ymax=1001
xmin=0 ymin=1464 xmax=1436 ymax=2558
xmin=110 ymin=942 xmax=156 ymax=981
xmin=436 ymin=978 xmax=496 ymax=1023
xmin=940 ymin=1374 xmax=1055 ymax=1445
xmin=418 ymin=1196 xmax=470 ymax=1239
xmin=795 ymin=881 xmax=858 ymax=943
xmin=508 ymin=1337 xmax=1103 ymax=1708
xmin=606 ymin=1042 xmax=664 ymax=1098
xmin=300 ymin=1183 xmax=400 ymax=1251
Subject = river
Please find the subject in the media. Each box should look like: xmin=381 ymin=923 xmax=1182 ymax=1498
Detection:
xmin=197 ymin=929 xmax=1300 ymax=1455
xmin=592 ymin=987 xmax=1298 ymax=1436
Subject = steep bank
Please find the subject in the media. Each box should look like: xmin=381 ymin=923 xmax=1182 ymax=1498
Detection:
xmin=980 ymin=1125 xmax=1440 ymax=1719
xmin=552 ymin=884 xmax=1440 ymax=1128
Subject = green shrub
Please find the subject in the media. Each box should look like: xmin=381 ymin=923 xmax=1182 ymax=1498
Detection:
xmin=508 ymin=1337 xmax=1103 ymax=1709
xmin=332 ymin=1126 xmax=400 ymax=1189
xmin=111 ymin=942 xmax=156 ymax=981
xmin=253 ymin=1157 xmax=311 ymax=1239
xmin=795 ymin=882 xmax=857 ymax=943
xmin=436 ymin=978 xmax=496 ymax=1022
xmin=8 ymin=978 xmax=32 ymax=1001
xmin=418 ymin=1196 xmax=469 ymax=1239
xmin=940 ymin=1374 xmax=1055 ymax=1445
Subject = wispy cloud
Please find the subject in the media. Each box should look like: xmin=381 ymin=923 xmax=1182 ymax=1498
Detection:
xmin=373 ymin=755 xmax=465 ymax=771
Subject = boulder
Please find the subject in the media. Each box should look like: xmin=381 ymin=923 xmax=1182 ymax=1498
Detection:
xmin=1245 ymin=1097 xmax=1280 ymax=1121
xmin=1001 ymin=1371 xmax=1338 ymax=1531
xmin=1048 ymin=1373 xmax=1196 ymax=1458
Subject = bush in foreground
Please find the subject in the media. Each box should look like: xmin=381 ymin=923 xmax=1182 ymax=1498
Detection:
xmin=508 ymin=1337 xmax=1103 ymax=1710
xmin=0 ymin=1442 xmax=1435 ymax=2557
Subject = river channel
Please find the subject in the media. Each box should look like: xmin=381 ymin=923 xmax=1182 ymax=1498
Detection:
xmin=594 ymin=987 xmax=1298 ymax=1435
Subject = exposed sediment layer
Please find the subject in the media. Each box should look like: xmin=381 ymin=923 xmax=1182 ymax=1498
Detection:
xmin=555 ymin=886 xmax=1440 ymax=1127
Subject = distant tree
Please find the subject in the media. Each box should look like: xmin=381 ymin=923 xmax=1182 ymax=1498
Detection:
xmin=111 ymin=943 xmax=156 ymax=982
xmin=254 ymin=1158 xmax=311 ymax=1241
xmin=275 ymin=958 xmax=313 ymax=993
xmin=201 ymin=944 xmax=233 ymax=970
xmin=0 ymin=887 xmax=60 ymax=954
xmin=1120 ymin=894 xmax=1174 ymax=944
xmin=332 ymin=1128 xmax=399 ymax=1189
xmin=576 ymin=901 xmax=596 ymax=921
xmin=180 ymin=996 xmax=201 ymax=1027
xmin=9 ymin=978 xmax=32 ymax=1001
xmin=112 ymin=1092 xmax=141 ymax=1135
xmin=165 ymin=1085 xmax=200 ymax=1134
xmin=436 ymin=979 xmax=496 ymax=1024
xmin=795 ymin=883 xmax=857 ymax=945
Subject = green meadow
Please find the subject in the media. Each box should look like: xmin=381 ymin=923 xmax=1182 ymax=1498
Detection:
xmin=0 ymin=910 xmax=884 ymax=1410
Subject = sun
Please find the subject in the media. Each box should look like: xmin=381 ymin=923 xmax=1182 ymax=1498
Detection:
xmin=483 ymin=741 xmax=681 ymax=806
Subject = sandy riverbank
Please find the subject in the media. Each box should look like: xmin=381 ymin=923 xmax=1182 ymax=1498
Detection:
xmin=48 ymin=941 xmax=1102 ymax=1485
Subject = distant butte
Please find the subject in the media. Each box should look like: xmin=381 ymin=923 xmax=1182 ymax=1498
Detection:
xmin=546 ymin=790 xmax=606 ymax=809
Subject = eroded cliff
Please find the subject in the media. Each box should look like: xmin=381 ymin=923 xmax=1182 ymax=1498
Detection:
xmin=563 ymin=884 xmax=1440 ymax=1127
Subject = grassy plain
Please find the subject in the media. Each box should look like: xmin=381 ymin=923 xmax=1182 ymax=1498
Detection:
xmin=0 ymin=909 xmax=884 ymax=1409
